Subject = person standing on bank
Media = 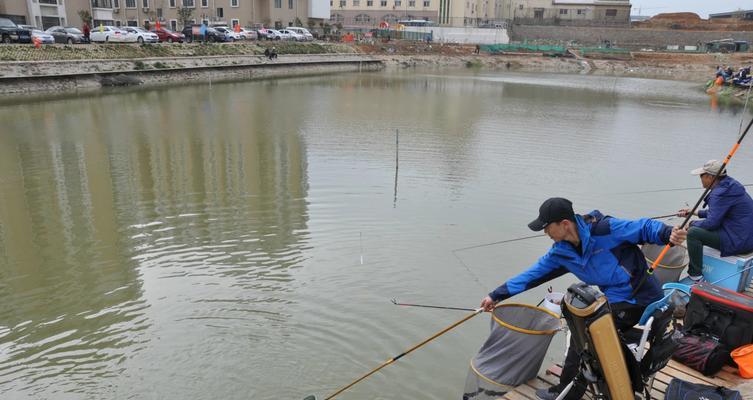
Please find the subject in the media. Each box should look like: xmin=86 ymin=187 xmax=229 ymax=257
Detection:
xmin=677 ymin=160 xmax=753 ymax=283
xmin=479 ymin=197 xmax=687 ymax=400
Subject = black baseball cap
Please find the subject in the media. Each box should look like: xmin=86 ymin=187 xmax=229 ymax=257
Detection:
xmin=528 ymin=197 xmax=575 ymax=231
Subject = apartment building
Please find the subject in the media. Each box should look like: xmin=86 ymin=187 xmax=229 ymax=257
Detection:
xmin=329 ymin=0 xmax=438 ymax=28
xmin=0 ymin=0 xmax=330 ymax=31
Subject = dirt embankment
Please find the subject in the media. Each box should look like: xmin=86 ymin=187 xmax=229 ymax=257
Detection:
xmin=356 ymin=41 xmax=753 ymax=82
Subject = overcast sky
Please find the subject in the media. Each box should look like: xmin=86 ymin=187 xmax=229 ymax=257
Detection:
xmin=630 ymin=1 xmax=750 ymax=18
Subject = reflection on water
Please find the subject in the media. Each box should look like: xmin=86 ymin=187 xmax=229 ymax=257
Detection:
xmin=0 ymin=70 xmax=751 ymax=399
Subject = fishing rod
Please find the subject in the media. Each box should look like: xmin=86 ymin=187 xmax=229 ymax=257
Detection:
xmin=303 ymin=308 xmax=484 ymax=400
xmin=452 ymin=212 xmax=678 ymax=254
xmin=612 ymin=183 xmax=753 ymax=196
xmin=391 ymin=298 xmax=475 ymax=312
xmin=632 ymin=116 xmax=753 ymax=297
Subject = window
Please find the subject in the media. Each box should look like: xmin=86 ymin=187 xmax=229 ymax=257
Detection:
xmin=339 ymin=0 xmax=346 ymax=6
xmin=423 ymin=0 xmax=428 ymax=6
xmin=355 ymin=13 xmax=370 ymax=22
xmin=577 ymin=9 xmax=584 ymax=15
xmin=352 ymin=0 xmax=359 ymax=6
xmin=366 ymin=0 xmax=372 ymax=5
xmin=274 ymin=0 xmax=281 ymax=8
xmin=216 ymin=7 xmax=223 ymax=17
xmin=380 ymin=0 xmax=386 ymax=6
xmin=231 ymin=0 xmax=238 ymax=6
xmin=383 ymin=14 xmax=398 ymax=22
xmin=170 ymin=19 xmax=177 ymax=30
xmin=289 ymin=0 xmax=293 ymax=9
xmin=605 ymin=9 xmax=617 ymax=17
xmin=394 ymin=0 xmax=400 ymax=6
xmin=115 ymin=20 xmax=121 ymax=26
xmin=182 ymin=0 xmax=194 ymax=7
xmin=156 ymin=7 xmax=162 ymax=17
xmin=330 ymin=0 xmax=333 ymax=5
xmin=518 ymin=4 xmax=522 ymax=9
xmin=40 ymin=0 xmax=58 ymax=4
xmin=559 ymin=8 xmax=567 ymax=15
xmin=330 ymin=13 xmax=344 ymax=22
xmin=113 ymin=0 xmax=119 ymax=8
xmin=142 ymin=0 xmax=148 ymax=7
xmin=231 ymin=19 xmax=239 ymax=26
xmin=408 ymin=0 xmax=414 ymax=6
xmin=201 ymin=0 xmax=207 ymax=6
xmin=169 ymin=0 xmax=175 ymax=7
xmin=126 ymin=0 xmax=136 ymax=7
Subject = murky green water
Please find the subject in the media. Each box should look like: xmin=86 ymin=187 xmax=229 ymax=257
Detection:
xmin=1 ymin=70 xmax=752 ymax=399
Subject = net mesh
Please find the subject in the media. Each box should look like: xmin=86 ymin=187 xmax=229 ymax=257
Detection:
xmin=463 ymin=304 xmax=561 ymax=400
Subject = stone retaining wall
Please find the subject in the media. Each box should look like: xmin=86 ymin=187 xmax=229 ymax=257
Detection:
xmin=0 ymin=55 xmax=383 ymax=95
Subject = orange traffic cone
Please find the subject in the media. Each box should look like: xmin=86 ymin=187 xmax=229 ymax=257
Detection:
xmin=33 ymin=36 xmax=41 ymax=48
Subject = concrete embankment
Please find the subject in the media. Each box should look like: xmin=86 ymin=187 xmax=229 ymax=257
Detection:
xmin=0 ymin=54 xmax=383 ymax=94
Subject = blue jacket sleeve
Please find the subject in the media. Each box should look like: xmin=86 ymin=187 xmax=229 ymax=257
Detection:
xmin=691 ymin=194 xmax=731 ymax=231
xmin=603 ymin=217 xmax=672 ymax=246
xmin=488 ymin=251 xmax=568 ymax=302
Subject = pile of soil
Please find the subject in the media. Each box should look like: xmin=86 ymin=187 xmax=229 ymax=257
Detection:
xmin=634 ymin=12 xmax=753 ymax=31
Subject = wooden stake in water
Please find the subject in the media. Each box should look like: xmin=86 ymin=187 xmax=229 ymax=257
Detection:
xmin=360 ymin=232 xmax=364 ymax=265
xmin=393 ymin=129 xmax=399 ymax=207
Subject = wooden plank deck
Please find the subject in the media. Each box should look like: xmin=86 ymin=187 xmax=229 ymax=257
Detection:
xmin=501 ymin=283 xmax=753 ymax=400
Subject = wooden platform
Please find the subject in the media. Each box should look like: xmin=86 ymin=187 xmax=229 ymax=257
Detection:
xmin=501 ymin=283 xmax=753 ymax=400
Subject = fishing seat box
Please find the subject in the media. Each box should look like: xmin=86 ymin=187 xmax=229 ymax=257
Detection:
xmin=701 ymin=247 xmax=753 ymax=293
xmin=683 ymin=282 xmax=753 ymax=351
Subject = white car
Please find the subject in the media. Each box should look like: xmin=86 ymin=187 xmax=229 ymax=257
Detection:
xmin=90 ymin=26 xmax=135 ymax=43
xmin=213 ymin=27 xmax=241 ymax=41
xmin=267 ymin=29 xmax=291 ymax=41
xmin=280 ymin=29 xmax=304 ymax=41
xmin=238 ymin=28 xmax=258 ymax=40
xmin=286 ymin=27 xmax=314 ymax=41
xmin=122 ymin=26 xmax=159 ymax=43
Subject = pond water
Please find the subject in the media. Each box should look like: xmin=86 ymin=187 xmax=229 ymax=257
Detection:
xmin=0 ymin=69 xmax=751 ymax=399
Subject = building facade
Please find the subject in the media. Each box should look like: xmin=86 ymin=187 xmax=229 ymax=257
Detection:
xmin=501 ymin=0 xmax=631 ymax=27
xmin=0 ymin=0 xmax=330 ymax=31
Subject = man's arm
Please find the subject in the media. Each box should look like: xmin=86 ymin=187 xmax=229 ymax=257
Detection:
xmin=481 ymin=252 xmax=567 ymax=310
xmin=690 ymin=195 xmax=732 ymax=231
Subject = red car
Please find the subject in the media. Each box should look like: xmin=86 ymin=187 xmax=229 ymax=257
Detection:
xmin=150 ymin=27 xmax=185 ymax=43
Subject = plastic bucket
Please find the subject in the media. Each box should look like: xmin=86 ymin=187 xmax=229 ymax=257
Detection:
xmin=542 ymin=292 xmax=564 ymax=316
xmin=642 ymin=244 xmax=688 ymax=284
xmin=731 ymin=344 xmax=753 ymax=378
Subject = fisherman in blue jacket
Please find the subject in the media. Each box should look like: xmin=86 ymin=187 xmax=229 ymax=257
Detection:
xmin=677 ymin=160 xmax=753 ymax=282
xmin=480 ymin=197 xmax=687 ymax=400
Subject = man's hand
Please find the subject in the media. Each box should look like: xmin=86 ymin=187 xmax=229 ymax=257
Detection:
xmin=480 ymin=296 xmax=497 ymax=312
xmin=670 ymin=226 xmax=687 ymax=246
xmin=677 ymin=208 xmax=696 ymax=218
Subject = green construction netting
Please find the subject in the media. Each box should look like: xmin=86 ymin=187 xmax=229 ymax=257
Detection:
xmin=480 ymin=44 xmax=567 ymax=54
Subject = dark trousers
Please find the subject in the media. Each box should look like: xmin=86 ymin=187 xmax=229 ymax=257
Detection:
xmin=687 ymin=226 xmax=721 ymax=277
xmin=556 ymin=302 xmax=645 ymax=400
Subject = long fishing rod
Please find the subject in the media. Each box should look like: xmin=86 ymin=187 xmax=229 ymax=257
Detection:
xmin=452 ymin=212 xmax=678 ymax=254
xmin=612 ymin=183 xmax=753 ymax=196
xmin=632 ymin=116 xmax=753 ymax=297
xmin=391 ymin=298 xmax=475 ymax=312
xmin=303 ymin=308 xmax=484 ymax=400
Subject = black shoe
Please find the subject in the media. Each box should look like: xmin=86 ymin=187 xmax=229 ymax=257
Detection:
xmin=535 ymin=387 xmax=560 ymax=400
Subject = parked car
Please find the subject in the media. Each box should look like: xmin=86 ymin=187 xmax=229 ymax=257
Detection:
xmin=0 ymin=17 xmax=32 ymax=44
xmin=280 ymin=29 xmax=304 ymax=41
xmin=286 ymin=27 xmax=314 ymax=41
xmin=213 ymin=26 xmax=241 ymax=41
xmin=150 ymin=27 xmax=185 ymax=43
xmin=22 ymin=27 xmax=55 ymax=44
xmin=90 ymin=26 xmax=136 ymax=43
xmin=45 ymin=26 xmax=87 ymax=44
xmin=256 ymin=27 xmax=270 ymax=40
xmin=181 ymin=25 xmax=230 ymax=42
xmin=239 ymin=28 xmax=257 ymax=40
xmin=122 ymin=26 xmax=160 ymax=43
xmin=266 ymin=29 xmax=289 ymax=41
